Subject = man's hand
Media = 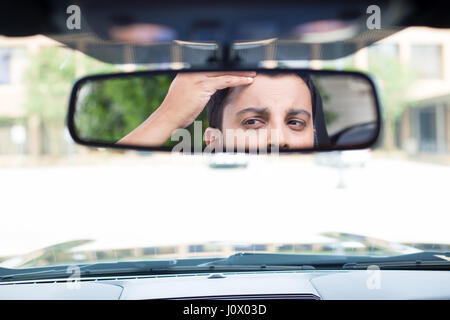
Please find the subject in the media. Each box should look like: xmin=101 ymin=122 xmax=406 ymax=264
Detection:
xmin=159 ymin=72 xmax=256 ymax=129
xmin=118 ymin=71 xmax=256 ymax=146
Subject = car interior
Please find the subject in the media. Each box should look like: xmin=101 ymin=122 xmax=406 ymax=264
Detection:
xmin=0 ymin=0 xmax=449 ymax=303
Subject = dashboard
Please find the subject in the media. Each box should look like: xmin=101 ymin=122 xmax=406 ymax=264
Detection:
xmin=0 ymin=270 xmax=449 ymax=299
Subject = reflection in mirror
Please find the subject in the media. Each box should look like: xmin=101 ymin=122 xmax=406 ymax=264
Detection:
xmin=71 ymin=70 xmax=379 ymax=153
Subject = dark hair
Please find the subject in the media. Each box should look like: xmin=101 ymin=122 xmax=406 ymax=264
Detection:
xmin=205 ymin=71 xmax=330 ymax=147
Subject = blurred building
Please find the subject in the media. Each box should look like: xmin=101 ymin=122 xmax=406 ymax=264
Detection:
xmin=354 ymin=28 xmax=450 ymax=156
xmin=296 ymin=27 xmax=450 ymax=156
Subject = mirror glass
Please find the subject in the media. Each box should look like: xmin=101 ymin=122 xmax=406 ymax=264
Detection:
xmin=70 ymin=70 xmax=380 ymax=153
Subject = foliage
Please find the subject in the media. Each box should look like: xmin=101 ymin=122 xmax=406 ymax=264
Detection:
xmin=368 ymin=57 xmax=416 ymax=119
xmin=367 ymin=56 xmax=417 ymax=149
xmin=23 ymin=46 xmax=117 ymax=122
xmin=324 ymin=110 xmax=339 ymax=125
xmin=75 ymin=75 xmax=173 ymax=143
xmin=74 ymin=75 xmax=211 ymax=147
xmin=23 ymin=47 xmax=75 ymax=121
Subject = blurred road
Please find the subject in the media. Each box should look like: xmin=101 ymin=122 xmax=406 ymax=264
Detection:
xmin=0 ymin=153 xmax=449 ymax=257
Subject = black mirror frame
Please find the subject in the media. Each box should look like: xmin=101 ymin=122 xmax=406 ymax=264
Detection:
xmin=67 ymin=68 xmax=382 ymax=154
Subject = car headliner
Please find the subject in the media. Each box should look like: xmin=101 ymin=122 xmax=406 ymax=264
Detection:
xmin=2 ymin=0 xmax=450 ymax=66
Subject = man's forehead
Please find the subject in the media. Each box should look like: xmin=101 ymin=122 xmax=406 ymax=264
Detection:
xmin=225 ymin=74 xmax=312 ymax=110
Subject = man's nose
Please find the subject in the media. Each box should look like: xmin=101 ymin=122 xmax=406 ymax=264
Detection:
xmin=268 ymin=127 xmax=289 ymax=150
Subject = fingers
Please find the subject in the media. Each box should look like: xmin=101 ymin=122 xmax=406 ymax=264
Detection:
xmin=205 ymin=71 xmax=256 ymax=78
xmin=207 ymin=75 xmax=254 ymax=90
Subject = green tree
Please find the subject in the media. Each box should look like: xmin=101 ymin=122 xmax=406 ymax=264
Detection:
xmin=23 ymin=46 xmax=117 ymax=122
xmin=74 ymin=74 xmax=210 ymax=148
xmin=367 ymin=57 xmax=417 ymax=150
xmin=22 ymin=45 xmax=118 ymax=155
xmin=74 ymin=75 xmax=172 ymax=143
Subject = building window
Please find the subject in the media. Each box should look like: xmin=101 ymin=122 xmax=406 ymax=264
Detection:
xmin=0 ymin=47 xmax=11 ymax=84
xmin=418 ymin=107 xmax=437 ymax=152
xmin=368 ymin=43 xmax=399 ymax=67
xmin=410 ymin=44 xmax=442 ymax=79
xmin=233 ymin=244 xmax=267 ymax=251
xmin=188 ymin=245 xmax=204 ymax=253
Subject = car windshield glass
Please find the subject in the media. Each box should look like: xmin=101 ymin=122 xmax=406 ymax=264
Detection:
xmin=0 ymin=26 xmax=449 ymax=271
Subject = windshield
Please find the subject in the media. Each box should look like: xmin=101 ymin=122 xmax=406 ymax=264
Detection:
xmin=0 ymin=26 xmax=449 ymax=271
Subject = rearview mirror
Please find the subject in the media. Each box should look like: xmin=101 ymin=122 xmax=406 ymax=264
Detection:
xmin=67 ymin=69 xmax=381 ymax=153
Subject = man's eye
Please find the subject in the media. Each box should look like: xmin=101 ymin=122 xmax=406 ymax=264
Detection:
xmin=242 ymin=119 xmax=264 ymax=127
xmin=287 ymin=119 xmax=306 ymax=130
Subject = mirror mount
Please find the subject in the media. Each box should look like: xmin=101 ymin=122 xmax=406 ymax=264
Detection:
xmin=206 ymin=42 xmax=242 ymax=68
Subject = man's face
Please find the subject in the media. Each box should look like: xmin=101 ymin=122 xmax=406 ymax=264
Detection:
xmin=206 ymin=74 xmax=315 ymax=151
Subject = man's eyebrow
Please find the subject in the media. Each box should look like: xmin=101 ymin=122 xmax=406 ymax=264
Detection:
xmin=235 ymin=107 xmax=270 ymax=116
xmin=286 ymin=108 xmax=311 ymax=119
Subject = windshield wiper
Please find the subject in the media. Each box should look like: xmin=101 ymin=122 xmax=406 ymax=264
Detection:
xmin=343 ymin=260 xmax=450 ymax=270
xmin=0 ymin=259 xmax=178 ymax=282
xmin=0 ymin=258 xmax=309 ymax=283
xmin=202 ymin=251 xmax=450 ymax=270
xmin=2 ymin=251 xmax=449 ymax=283
xmin=201 ymin=252 xmax=353 ymax=269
